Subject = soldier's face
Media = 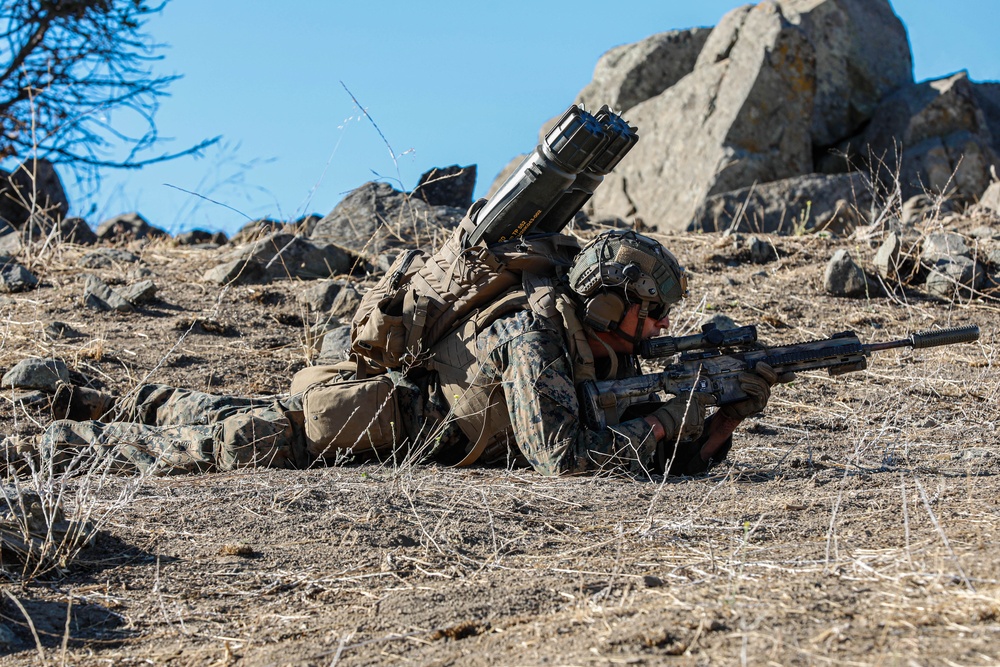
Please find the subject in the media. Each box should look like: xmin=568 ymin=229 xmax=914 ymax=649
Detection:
xmin=618 ymin=305 xmax=670 ymax=340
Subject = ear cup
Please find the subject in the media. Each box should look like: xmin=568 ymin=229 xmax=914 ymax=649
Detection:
xmin=582 ymin=292 xmax=627 ymax=332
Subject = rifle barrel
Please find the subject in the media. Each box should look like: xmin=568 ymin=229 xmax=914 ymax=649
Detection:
xmin=865 ymin=325 xmax=980 ymax=352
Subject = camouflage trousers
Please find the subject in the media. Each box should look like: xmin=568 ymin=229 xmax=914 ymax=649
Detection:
xmin=39 ymin=384 xmax=308 ymax=476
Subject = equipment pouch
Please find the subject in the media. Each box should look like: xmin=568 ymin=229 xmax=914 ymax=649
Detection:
xmin=301 ymin=375 xmax=400 ymax=459
xmin=353 ymin=298 xmax=406 ymax=369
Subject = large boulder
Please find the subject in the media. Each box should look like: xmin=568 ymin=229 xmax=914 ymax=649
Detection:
xmin=860 ymin=71 xmax=999 ymax=201
xmin=211 ymin=232 xmax=355 ymax=283
xmin=0 ymin=159 xmax=70 ymax=229
xmin=576 ymin=28 xmax=711 ymax=115
xmin=591 ymin=2 xmax=816 ymax=231
xmin=692 ymin=172 xmax=874 ymax=234
xmin=310 ymin=181 xmax=465 ymax=255
xmin=410 ymin=165 xmax=477 ymax=210
xmin=973 ymin=82 xmax=1000 ymax=157
xmin=776 ymin=0 xmax=913 ymax=147
xmin=96 ymin=213 xmax=169 ymax=243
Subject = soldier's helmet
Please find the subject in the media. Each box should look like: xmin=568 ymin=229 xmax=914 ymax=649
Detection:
xmin=567 ymin=229 xmax=687 ymax=332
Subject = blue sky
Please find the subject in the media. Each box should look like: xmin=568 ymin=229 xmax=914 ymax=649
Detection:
xmin=65 ymin=0 xmax=1000 ymax=235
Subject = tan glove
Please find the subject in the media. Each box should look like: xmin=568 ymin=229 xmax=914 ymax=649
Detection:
xmin=650 ymin=393 xmax=710 ymax=442
xmin=720 ymin=362 xmax=781 ymax=420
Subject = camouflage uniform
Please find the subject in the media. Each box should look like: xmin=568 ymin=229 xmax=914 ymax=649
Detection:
xmin=40 ymin=384 xmax=307 ymax=475
xmin=438 ymin=307 xmax=726 ymax=476
xmin=470 ymin=308 xmax=656 ymax=474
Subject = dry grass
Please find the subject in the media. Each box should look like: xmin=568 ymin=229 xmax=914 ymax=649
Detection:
xmin=0 ymin=192 xmax=996 ymax=663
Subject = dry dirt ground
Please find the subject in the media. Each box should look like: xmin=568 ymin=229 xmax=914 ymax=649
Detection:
xmin=0 ymin=219 xmax=997 ymax=666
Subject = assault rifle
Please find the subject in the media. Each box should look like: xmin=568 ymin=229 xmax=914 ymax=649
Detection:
xmin=581 ymin=324 xmax=981 ymax=430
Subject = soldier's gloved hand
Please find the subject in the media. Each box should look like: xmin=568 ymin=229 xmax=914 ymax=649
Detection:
xmin=720 ymin=362 xmax=782 ymax=420
xmin=650 ymin=393 xmax=710 ymax=442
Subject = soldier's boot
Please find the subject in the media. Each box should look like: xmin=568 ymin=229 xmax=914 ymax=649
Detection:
xmin=50 ymin=383 xmax=116 ymax=421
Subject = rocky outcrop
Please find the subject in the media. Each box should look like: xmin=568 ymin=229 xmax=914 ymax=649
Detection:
xmin=203 ymin=232 xmax=357 ymax=284
xmin=692 ymin=172 xmax=874 ymax=234
xmin=592 ymin=2 xmax=817 ymax=231
xmin=310 ymin=181 xmax=465 ymax=256
xmin=860 ymin=71 xmax=998 ymax=201
xmin=96 ymin=213 xmax=169 ymax=243
xmin=576 ymin=28 xmax=711 ymax=115
xmin=411 ymin=165 xmax=476 ymax=210
xmin=777 ymin=0 xmax=913 ymax=147
xmin=0 ymin=159 xmax=69 ymax=229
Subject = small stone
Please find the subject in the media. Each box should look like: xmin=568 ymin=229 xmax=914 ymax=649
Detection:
xmin=0 ymin=261 xmax=38 ymax=293
xmin=297 ymin=280 xmax=342 ymax=312
xmin=120 ymin=279 xmax=158 ymax=306
xmin=924 ymin=256 xmax=986 ymax=299
xmin=45 ymin=321 xmax=85 ymax=339
xmin=874 ymin=232 xmax=902 ymax=279
xmin=202 ymin=259 xmax=266 ymax=285
xmin=329 ymin=284 xmax=363 ymax=318
xmin=921 ymin=232 xmax=970 ymax=262
xmin=77 ymin=249 xmax=140 ymax=269
xmin=2 ymin=358 xmax=70 ymax=392
xmin=83 ymin=274 xmax=133 ymax=312
xmin=318 ymin=325 xmax=352 ymax=361
xmin=748 ymin=236 xmax=777 ymax=264
xmin=824 ymin=250 xmax=870 ymax=297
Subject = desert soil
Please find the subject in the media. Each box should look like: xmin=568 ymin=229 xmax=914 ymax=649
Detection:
xmin=0 ymin=219 xmax=997 ymax=666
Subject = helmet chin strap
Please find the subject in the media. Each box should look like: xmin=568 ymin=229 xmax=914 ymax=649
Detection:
xmin=610 ymin=301 xmax=650 ymax=350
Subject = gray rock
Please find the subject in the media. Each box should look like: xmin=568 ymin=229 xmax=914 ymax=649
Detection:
xmin=873 ymin=232 xmax=903 ymax=280
xmin=900 ymin=194 xmax=953 ymax=226
xmin=924 ymin=256 xmax=986 ymax=299
xmin=979 ymin=181 xmax=1000 ymax=215
xmin=175 ymin=229 xmax=228 ymax=245
xmin=0 ymin=621 xmax=17 ymax=646
xmin=201 ymin=258 xmax=266 ymax=285
xmin=127 ymin=266 xmax=154 ymax=281
xmin=0 ymin=158 xmax=69 ymax=229
xmin=329 ymin=283 xmax=363 ymax=318
xmin=230 ymin=219 xmax=284 ymax=245
xmin=861 ymin=72 xmax=998 ymax=201
xmin=969 ymin=226 xmax=998 ymax=241
xmin=748 ymin=236 xmax=777 ymax=264
xmin=824 ymin=249 xmax=870 ymax=297
xmin=120 ymin=279 xmax=158 ymax=306
xmin=77 ymin=248 xmax=140 ymax=269
xmin=411 ymin=165 xmax=477 ymax=210
xmin=95 ymin=212 xmax=168 ymax=242
xmin=973 ymin=82 xmax=1000 ymax=157
xmin=0 ymin=260 xmax=37 ymax=293
xmin=219 ymin=232 xmax=353 ymax=281
xmin=591 ymin=2 xmax=816 ymax=231
xmin=310 ymin=181 xmax=465 ymax=255
xmin=83 ymin=274 xmax=133 ymax=312
xmin=297 ymin=280 xmax=343 ymax=312
xmin=692 ymin=173 xmax=873 ymax=234
xmin=702 ymin=314 xmax=740 ymax=331
xmin=58 ymin=217 xmax=97 ymax=245
xmin=45 ymin=321 xmax=85 ymax=339
xmin=776 ymin=0 xmax=913 ymax=146
xmin=2 ymin=357 xmax=69 ymax=392
xmin=578 ymin=28 xmax=711 ymax=115
xmin=921 ymin=232 xmax=971 ymax=262
xmin=292 ymin=214 xmax=323 ymax=236
xmin=318 ymin=325 xmax=353 ymax=362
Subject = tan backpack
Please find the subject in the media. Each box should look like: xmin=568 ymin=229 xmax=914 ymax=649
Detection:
xmin=350 ymin=212 xmax=581 ymax=374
